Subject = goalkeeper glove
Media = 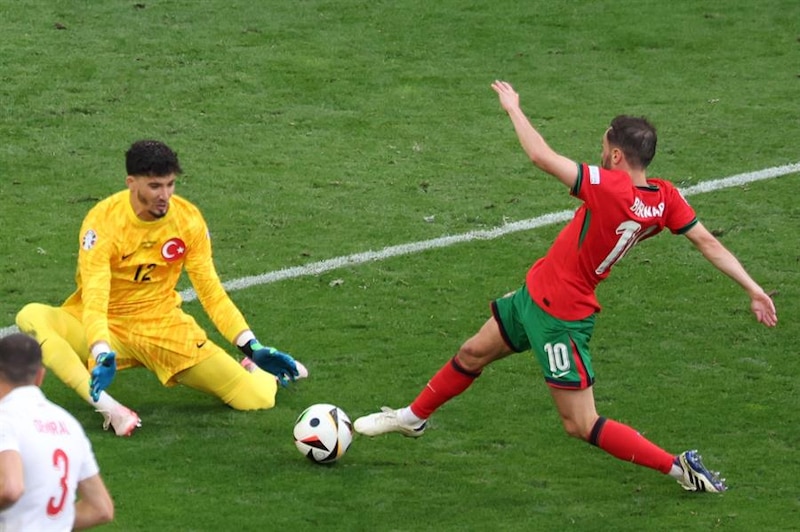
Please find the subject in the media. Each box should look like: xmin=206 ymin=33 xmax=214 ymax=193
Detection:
xmin=242 ymin=340 xmax=299 ymax=387
xmin=89 ymin=351 xmax=117 ymax=402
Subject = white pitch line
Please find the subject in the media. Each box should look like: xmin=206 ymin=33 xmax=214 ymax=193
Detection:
xmin=2 ymin=162 xmax=798 ymax=338
xmin=188 ymin=161 xmax=800 ymax=302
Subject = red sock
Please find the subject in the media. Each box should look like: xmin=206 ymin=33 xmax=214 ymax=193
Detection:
xmin=590 ymin=417 xmax=674 ymax=474
xmin=409 ymin=357 xmax=480 ymax=419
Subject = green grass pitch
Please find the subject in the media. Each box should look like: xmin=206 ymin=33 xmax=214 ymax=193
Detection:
xmin=1 ymin=1 xmax=798 ymax=530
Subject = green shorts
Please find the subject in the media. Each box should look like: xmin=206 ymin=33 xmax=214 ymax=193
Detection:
xmin=491 ymin=284 xmax=596 ymax=389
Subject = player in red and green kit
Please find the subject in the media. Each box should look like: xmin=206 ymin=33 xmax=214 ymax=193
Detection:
xmin=354 ymin=81 xmax=778 ymax=492
xmin=16 ymin=140 xmax=306 ymax=437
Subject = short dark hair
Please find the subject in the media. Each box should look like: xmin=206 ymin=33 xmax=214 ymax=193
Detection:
xmin=0 ymin=333 xmax=42 ymax=385
xmin=607 ymin=116 xmax=657 ymax=169
xmin=125 ymin=140 xmax=183 ymax=177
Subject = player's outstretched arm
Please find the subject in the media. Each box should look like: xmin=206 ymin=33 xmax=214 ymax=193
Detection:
xmin=491 ymin=80 xmax=578 ymax=188
xmin=683 ymin=222 xmax=777 ymax=327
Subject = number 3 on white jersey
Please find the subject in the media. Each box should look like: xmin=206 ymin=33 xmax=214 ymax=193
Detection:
xmin=46 ymin=448 xmax=69 ymax=517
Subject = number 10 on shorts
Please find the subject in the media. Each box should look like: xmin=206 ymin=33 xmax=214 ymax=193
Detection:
xmin=544 ymin=342 xmax=571 ymax=377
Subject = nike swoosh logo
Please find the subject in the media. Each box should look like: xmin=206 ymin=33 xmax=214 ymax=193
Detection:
xmin=196 ymin=341 xmax=206 ymax=349
xmin=122 ymin=252 xmax=136 ymax=260
xmin=552 ymin=371 xmax=570 ymax=378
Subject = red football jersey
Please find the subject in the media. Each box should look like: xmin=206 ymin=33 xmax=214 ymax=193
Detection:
xmin=526 ymin=163 xmax=697 ymax=320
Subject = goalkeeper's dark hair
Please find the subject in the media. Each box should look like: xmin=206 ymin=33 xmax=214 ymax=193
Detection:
xmin=607 ymin=115 xmax=657 ymax=169
xmin=125 ymin=140 xmax=183 ymax=177
xmin=0 ymin=333 xmax=42 ymax=385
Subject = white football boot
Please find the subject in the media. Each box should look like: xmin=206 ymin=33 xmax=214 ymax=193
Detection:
xmin=354 ymin=407 xmax=427 ymax=438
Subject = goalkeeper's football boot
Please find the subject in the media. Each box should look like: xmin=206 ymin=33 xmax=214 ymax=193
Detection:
xmin=98 ymin=405 xmax=141 ymax=437
xmin=241 ymin=357 xmax=309 ymax=380
xmin=353 ymin=407 xmax=427 ymax=438
xmin=675 ymin=450 xmax=727 ymax=493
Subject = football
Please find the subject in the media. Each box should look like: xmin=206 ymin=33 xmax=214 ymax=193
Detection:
xmin=293 ymin=403 xmax=353 ymax=464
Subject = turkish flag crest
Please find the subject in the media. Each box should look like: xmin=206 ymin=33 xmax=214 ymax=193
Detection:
xmin=161 ymin=238 xmax=187 ymax=262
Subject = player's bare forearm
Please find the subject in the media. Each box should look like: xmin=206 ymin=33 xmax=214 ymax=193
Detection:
xmin=492 ymin=80 xmax=577 ymax=187
xmin=685 ymin=223 xmax=777 ymax=327
xmin=686 ymin=224 xmax=758 ymax=291
xmin=74 ymin=475 xmax=114 ymax=530
xmin=0 ymin=451 xmax=24 ymax=509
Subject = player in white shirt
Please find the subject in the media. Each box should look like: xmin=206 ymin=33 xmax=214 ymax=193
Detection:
xmin=0 ymin=333 xmax=114 ymax=531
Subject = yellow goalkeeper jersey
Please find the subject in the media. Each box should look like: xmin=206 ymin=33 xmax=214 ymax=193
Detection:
xmin=62 ymin=190 xmax=249 ymax=349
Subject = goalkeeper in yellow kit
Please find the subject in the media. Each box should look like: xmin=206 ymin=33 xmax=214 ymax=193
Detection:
xmin=16 ymin=140 xmax=306 ymax=436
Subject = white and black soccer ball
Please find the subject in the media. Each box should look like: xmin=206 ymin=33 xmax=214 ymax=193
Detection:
xmin=293 ymin=403 xmax=353 ymax=464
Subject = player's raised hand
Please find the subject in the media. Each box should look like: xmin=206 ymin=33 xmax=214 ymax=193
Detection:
xmin=751 ymin=291 xmax=777 ymax=327
xmin=491 ymin=80 xmax=520 ymax=113
xmin=89 ymin=352 xmax=117 ymax=401
xmin=247 ymin=340 xmax=299 ymax=387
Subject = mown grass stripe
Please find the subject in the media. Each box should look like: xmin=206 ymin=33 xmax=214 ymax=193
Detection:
xmin=2 ymin=162 xmax=797 ymax=338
